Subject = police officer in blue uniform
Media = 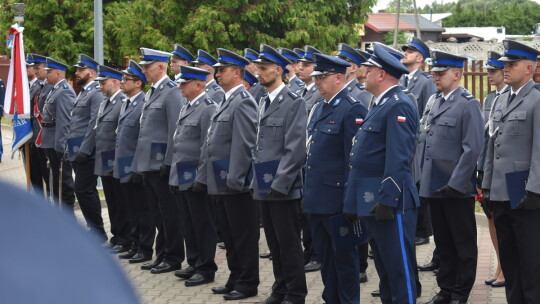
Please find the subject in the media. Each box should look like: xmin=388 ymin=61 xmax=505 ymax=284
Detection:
xmin=133 ymin=48 xmax=186 ymax=274
xmin=304 ymin=53 xmax=367 ymax=304
xmin=482 ymin=40 xmax=540 ymax=304
xmin=94 ymin=65 xmax=128 ymax=250
xmin=41 ymin=58 xmax=76 ymax=212
xmin=419 ymin=51 xmax=483 ymax=304
xmin=344 ymin=43 xmax=419 ymax=304
xmin=336 ymin=43 xmax=372 ymax=108
xmin=191 ymin=49 xmax=225 ymax=104
xmin=115 ymin=60 xmax=155 ymax=263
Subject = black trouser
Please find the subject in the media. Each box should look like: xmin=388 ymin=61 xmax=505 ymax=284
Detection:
xmin=29 ymin=144 xmax=49 ymax=197
xmin=358 ymin=243 xmax=368 ymax=272
xmin=260 ymin=199 xmax=307 ymax=304
xmin=120 ymin=180 xmax=155 ymax=256
xmin=416 ymin=196 xmax=433 ymax=238
xmin=428 ymin=197 xmax=477 ymax=302
xmin=176 ymin=190 xmax=217 ymax=278
xmin=493 ymin=201 xmax=540 ymax=304
xmin=102 ymin=175 xmax=130 ymax=246
xmin=297 ymin=199 xmax=318 ymax=264
xmin=72 ymin=159 xmax=106 ymax=240
xmin=214 ymin=192 xmax=259 ymax=296
xmin=45 ymin=149 xmax=75 ymax=209
xmin=143 ymin=171 xmax=184 ymax=265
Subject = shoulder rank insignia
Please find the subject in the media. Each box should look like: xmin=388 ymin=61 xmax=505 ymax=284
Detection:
xmin=535 ymin=83 xmax=540 ymax=91
xmin=240 ymin=90 xmax=249 ymax=99
xmin=212 ymin=84 xmax=220 ymax=90
xmin=167 ymin=81 xmax=176 ymax=88
xmin=333 ymin=98 xmax=341 ymax=106
xmin=461 ymin=91 xmax=474 ymax=100
xmin=62 ymin=83 xmax=68 ymax=89
xmin=288 ymin=91 xmax=299 ymax=99
xmin=205 ymin=98 xmax=213 ymax=105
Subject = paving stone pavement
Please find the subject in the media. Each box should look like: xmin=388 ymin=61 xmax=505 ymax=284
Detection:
xmin=0 ymin=124 xmax=507 ymax=303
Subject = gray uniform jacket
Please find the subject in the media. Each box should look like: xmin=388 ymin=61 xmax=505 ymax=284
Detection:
xmin=41 ymin=79 xmax=76 ymax=153
xmin=251 ymin=86 xmax=307 ymax=201
xmin=66 ymin=82 xmax=103 ymax=160
xmin=419 ymin=86 xmax=483 ymax=198
xmin=477 ymin=90 xmax=502 ymax=171
xmin=113 ymin=92 xmax=145 ymax=183
xmin=205 ymin=79 xmax=225 ymax=104
xmin=412 ymin=93 xmax=438 ymax=183
xmin=94 ymin=92 xmax=124 ymax=176
xmin=170 ymin=94 xmax=217 ymax=190
xmin=345 ymin=79 xmax=372 ymax=109
xmin=203 ymin=86 xmax=258 ymax=195
xmin=399 ymin=69 xmax=437 ymax=117
xmin=131 ymin=79 xmax=185 ymax=173
xmin=482 ymin=80 xmax=540 ymax=200
xmin=249 ymin=82 xmax=267 ymax=105
xmin=302 ymin=84 xmax=324 ymax=113
xmin=287 ymin=75 xmax=305 ymax=94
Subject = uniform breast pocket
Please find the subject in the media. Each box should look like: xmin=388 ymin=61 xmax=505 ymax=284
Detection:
xmin=436 ymin=117 xmax=457 ymax=140
xmin=263 ymin=117 xmax=284 ymax=140
xmin=357 ymin=122 xmax=381 ymax=148
xmin=506 ymin=111 xmax=527 ymax=135
xmin=73 ymin=101 xmax=88 ymax=115
xmin=147 ymin=103 xmax=164 ymax=120
xmin=181 ymin=120 xmax=199 ymax=139
xmin=320 ymin=123 xmax=341 ymax=136
xmin=215 ymin=114 xmax=231 ymax=136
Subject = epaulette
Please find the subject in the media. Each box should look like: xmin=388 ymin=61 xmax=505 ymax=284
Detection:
xmin=535 ymin=83 xmax=540 ymax=91
xmin=212 ymin=84 xmax=221 ymax=90
xmin=421 ymin=71 xmax=433 ymax=79
xmin=402 ymin=87 xmax=410 ymax=94
xmin=62 ymin=83 xmax=69 ymax=89
xmin=167 ymin=80 xmax=177 ymax=88
xmin=205 ymin=98 xmax=213 ymax=105
xmin=288 ymin=91 xmax=300 ymax=99
xmin=355 ymin=82 xmax=364 ymax=90
xmin=241 ymin=90 xmax=249 ymax=99
xmin=92 ymin=83 xmax=101 ymax=90
xmin=461 ymin=90 xmax=475 ymax=100
xmin=345 ymin=94 xmax=359 ymax=104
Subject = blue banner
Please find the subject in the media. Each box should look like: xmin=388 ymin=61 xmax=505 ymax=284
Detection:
xmin=11 ymin=112 xmax=32 ymax=158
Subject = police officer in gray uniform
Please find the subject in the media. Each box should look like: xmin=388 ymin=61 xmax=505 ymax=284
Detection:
xmin=41 ymin=57 xmax=76 ymax=212
xmin=297 ymin=46 xmax=324 ymax=113
xmin=482 ymin=40 xmax=540 ymax=304
xmin=278 ymin=47 xmax=305 ymax=94
xmin=245 ymin=48 xmax=267 ymax=104
xmin=67 ymin=54 xmax=107 ymax=240
xmin=204 ymin=48 xmax=259 ymax=301
xmin=133 ymin=48 xmax=185 ymax=274
xmin=243 ymin=69 xmax=258 ymax=91
xmin=94 ymin=65 xmax=127 ymax=249
xmin=169 ymin=65 xmax=218 ymax=286
xmin=170 ymin=44 xmax=195 ymax=82
xmin=114 ymin=60 xmax=155 ymax=263
xmin=336 ymin=43 xmax=372 ymax=108
xmin=191 ymin=49 xmax=225 ymax=104
xmin=252 ymin=44 xmax=308 ymax=304
xmin=419 ymin=51 xmax=483 ymax=304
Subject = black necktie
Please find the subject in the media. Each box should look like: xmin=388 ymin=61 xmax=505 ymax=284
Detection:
xmin=403 ymin=76 xmax=409 ymax=88
xmin=302 ymin=88 xmax=308 ymax=97
xmin=439 ymin=97 xmax=446 ymax=108
xmin=264 ymin=96 xmax=271 ymax=111
xmin=149 ymin=87 xmax=155 ymax=99
xmin=507 ymin=93 xmax=516 ymax=107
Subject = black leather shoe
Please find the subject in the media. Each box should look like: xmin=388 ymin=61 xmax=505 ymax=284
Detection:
xmin=129 ymin=253 xmax=152 ymax=264
xmin=175 ymin=266 xmax=196 ymax=279
xmin=434 ymin=268 xmax=439 ymax=274
xmin=260 ymin=252 xmax=272 ymax=259
xmin=184 ymin=273 xmax=214 ymax=286
xmin=281 ymin=301 xmax=295 ymax=304
xmin=218 ymin=242 xmax=226 ymax=250
xmin=491 ymin=281 xmax=505 ymax=287
xmin=418 ymin=261 xmax=439 ymax=271
xmin=224 ymin=290 xmax=252 ymax=301
xmin=304 ymin=260 xmax=321 ymax=272
xmin=415 ymin=237 xmax=430 ymax=246
xmin=111 ymin=244 xmax=130 ymax=253
xmin=448 ymin=301 xmax=468 ymax=304
xmin=368 ymin=249 xmax=373 ymax=259
xmin=118 ymin=250 xmax=137 ymax=259
xmin=256 ymin=295 xmax=283 ymax=304
xmin=371 ymin=290 xmax=380 ymax=297
xmin=140 ymin=259 xmax=161 ymax=270
xmin=359 ymin=272 xmax=368 ymax=283
xmin=420 ymin=294 xmax=450 ymax=304
xmin=485 ymin=278 xmax=496 ymax=285
xmin=150 ymin=262 xmax=181 ymax=274
xmin=212 ymin=286 xmax=232 ymax=294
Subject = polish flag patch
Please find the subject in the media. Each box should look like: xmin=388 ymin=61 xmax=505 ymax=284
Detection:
xmin=397 ymin=116 xmax=407 ymax=122
xmin=355 ymin=118 xmax=364 ymax=124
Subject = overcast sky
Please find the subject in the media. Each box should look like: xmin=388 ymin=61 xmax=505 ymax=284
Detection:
xmin=372 ymin=0 xmax=540 ymax=12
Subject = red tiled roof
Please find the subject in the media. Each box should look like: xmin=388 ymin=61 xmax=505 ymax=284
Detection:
xmin=366 ymin=13 xmax=419 ymax=32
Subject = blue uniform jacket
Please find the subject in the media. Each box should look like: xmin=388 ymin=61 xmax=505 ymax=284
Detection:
xmin=344 ymin=86 xmax=419 ymax=214
xmin=304 ymin=88 xmax=368 ymax=214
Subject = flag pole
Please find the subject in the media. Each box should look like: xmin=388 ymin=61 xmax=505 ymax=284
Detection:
xmin=24 ymin=142 xmax=30 ymax=190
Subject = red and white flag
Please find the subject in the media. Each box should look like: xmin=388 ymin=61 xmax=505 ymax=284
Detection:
xmin=355 ymin=118 xmax=364 ymax=124
xmin=397 ymin=116 xmax=407 ymax=123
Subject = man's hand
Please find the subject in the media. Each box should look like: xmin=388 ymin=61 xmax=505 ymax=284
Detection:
xmin=369 ymin=203 xmax=394 ymax=221
xmin=74 ymin=152 xmax=89 ymax=163
xmin=517 ymin=191 xmax=540 ymax=210
xmin=191 ymin=182 xmax=207 ymax=193
xmin=267 ymin=188 xmax=287 ymax=198
xmin=131 ymin=172 xmax=143 ymax=184
xmin=344 ymin=213 xmax=359 ymax=225
xmin=225 ymin=186 xmax=242 ymax=194
xmin=481 ymin=189 xmax=492 ymax=219
xmin=436 ymin=185 xmax=463 ymax=197
xmin=159 ymin=164 xmax=171 ymax=179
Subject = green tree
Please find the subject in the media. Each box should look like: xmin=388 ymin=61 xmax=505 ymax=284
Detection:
xmin=383 ymin=30 xmax=408 ymax=45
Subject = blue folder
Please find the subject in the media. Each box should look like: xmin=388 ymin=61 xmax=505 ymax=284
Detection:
xmin=330 ymin=214 xmax=369 ymax=251
xmin=150 ymin=142 xmax=167 ymax=162
xmin=176 ymin=160 xmax=199 ymax=185
xmin=430 ymin=159 xmax=456 ymax=193
xmin=66 ymin=136 xmax=84 ymax=159
xmin=101 ymin=150 xmax=115 ymax=173
xmin=117 ymin=156 xmax=134 ymax=179
xmin=506 ymin=170 xmax=529 ymax=209
xmin=355 ymin=177 xmax=383 ymax=217
xmin=254 ymin=160 xmax=280 ymax=196
xmin=212 ymin=159 xmax=230 ymax=192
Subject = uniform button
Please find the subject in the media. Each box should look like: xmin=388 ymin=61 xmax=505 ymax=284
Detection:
xmin=350 ymin=152 xmax=353 ymax=156
xmin=349 ymin=165 xmax=352 ymax=169
xmin=496 ymin=144 xmax=500 ymax=147
xmin=337 ymin=183 xmax=340 ymax=186
xmin=314 ymin=128 xmax=318 ymax=131
xmin=368 ymin=127 xmax=372 ymax=130
xmin=427 ymin=145 xmax=430 ymax=148
xmin=429 ymin=133 xmax=433 ymax=136
xmin=354 ymin=140 xmax=357 ymax=143
xmin=258 ymin=147 xmax=262 ymax=150
xmin=328 ymin=129 xmax=331 ymax=132
xmin=496 ymin=156 xmax=500 ymax=159
xmin=260 ymin=135 xmax=264 ymax=138
xmin=307 ymin=166 xmax=311 ymax=169
xmin=395 ymin=198 xmax=398 ymax=201
xmin=426 ymin=157 xmax=430 ymax=160
xmin=308 ymin=153 xmax=311 ymax=156
xmin=499 ymin=131 xmax=502 ymax=135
